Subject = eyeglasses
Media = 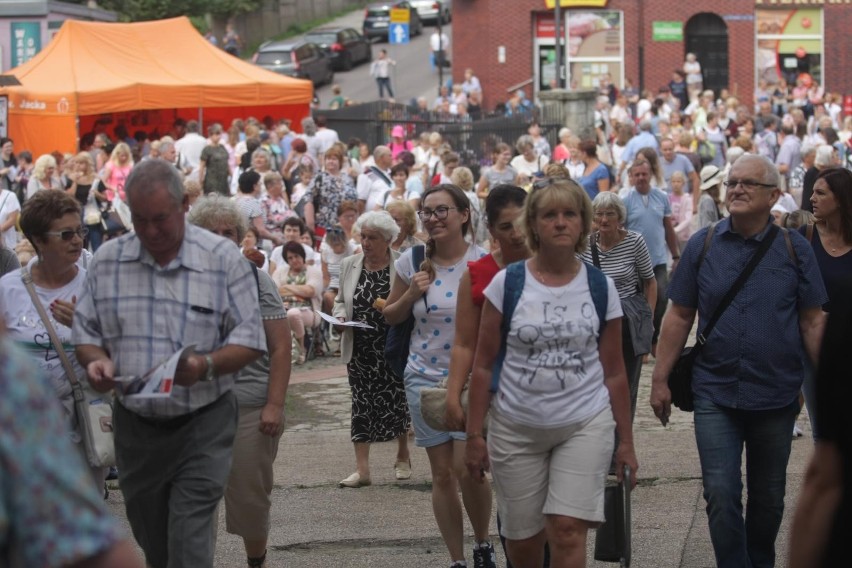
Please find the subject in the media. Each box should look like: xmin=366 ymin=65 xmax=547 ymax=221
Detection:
xmin=594 ymin=211 xmax=618 ymax=219
xmin=723 ymin=179 xmax=777 ymax=191
xmin=417 ymin=206 xmax=459 ymax=221
xmin=44 ymin=227 xmax=88 ymax=241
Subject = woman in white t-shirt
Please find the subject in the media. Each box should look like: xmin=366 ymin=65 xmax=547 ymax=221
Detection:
xmin=464 ymin=178 xmax=638 ymax=567
xmin=384 ymin=183 xmax=494 ymax=568
xmin=510 ymin=135 xmax=550 ymax=187
xmin=0 ymin=190 xmax=105 ymax=492
xmin=320 ymin=225 xmax=355 ymax=315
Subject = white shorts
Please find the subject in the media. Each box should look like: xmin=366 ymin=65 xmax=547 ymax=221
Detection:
xmin=487 ymin=408 xmax=615 ymax=540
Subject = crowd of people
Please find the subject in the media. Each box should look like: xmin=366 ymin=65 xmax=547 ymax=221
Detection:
xmin=0 ymin=82 xmax=850 ymax=567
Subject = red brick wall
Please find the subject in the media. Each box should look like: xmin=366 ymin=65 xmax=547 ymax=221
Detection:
xmin=453 ymin=0 xmax=849 ymax=111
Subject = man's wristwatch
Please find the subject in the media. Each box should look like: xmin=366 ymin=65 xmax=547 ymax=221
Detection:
xmin=201 ymin=355 xmax=216 ymax=382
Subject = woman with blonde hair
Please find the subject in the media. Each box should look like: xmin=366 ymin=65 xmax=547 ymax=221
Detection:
xmin=25 ymin=154 xmax=61 ymax=199
xmin=66 ymin=152 xmax=108 ymax=251
xmin=100 ymin=142 xmax=134 ymax=202
xmin=451 ymin=166 xmax=486 ymax=246
xmin=384 ymin=200 xmax=423 ymax=253
xmin=465 ymin=178 xmax=638 ymax=568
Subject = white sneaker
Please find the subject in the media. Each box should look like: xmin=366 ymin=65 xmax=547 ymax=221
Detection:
xmin=792 ymin=424 xmax=804 ymax=438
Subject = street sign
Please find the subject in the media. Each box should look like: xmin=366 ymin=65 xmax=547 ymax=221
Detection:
xmin=390 ymin=8 xmax=410 ymax=23
xmin=389 ymin=23 xmax=409 ymax=45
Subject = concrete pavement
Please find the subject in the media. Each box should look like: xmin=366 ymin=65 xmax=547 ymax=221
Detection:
xmin=105 ymin=350 xmax=814 ymax=567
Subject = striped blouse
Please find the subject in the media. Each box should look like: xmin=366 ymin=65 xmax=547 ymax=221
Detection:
xmin=580 ymin=230 xmax=654 ymax=300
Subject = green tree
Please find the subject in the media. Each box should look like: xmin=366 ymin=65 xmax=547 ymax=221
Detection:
xmin=68 ymin=0 xmax=263 ymax=21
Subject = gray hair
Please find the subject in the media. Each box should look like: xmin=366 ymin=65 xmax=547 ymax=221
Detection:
xmin=301 ymin=117 xmax=317 ymax=136
xmin=592 ymin=191 xmax=627 ymax=224
xmin=801 ymin=143 xmax=817 ymax=158
xmin=158 ymin=141 xmax=175 ymax=154
xmin=251 ymin=147 xmax=271 ymax=163
xmin=814 ymin=144 xmax=835 ymax=168
xmin=373 ymin=145 xmax=392 ymax=160
xmin=638 ymin=119 xmax=653 ymax=132
xmin=355 ymin=210 xmax=400 ymax=243
xmin=737 ymin=153 xmax=782 ymax=188
xmin=515 ymin=134 xmax=534 ymax=153
xmin=125 ymin=158 xmax=184 ymax=205
xmin=558 ymin=127 xmax=572 ymax=140
xmin=726 ymin=146 xmax=745 ymax=165
xmin=186 ymin=194 xmax=248 ymax=243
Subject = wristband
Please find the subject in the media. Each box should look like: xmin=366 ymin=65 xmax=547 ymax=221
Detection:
xmin=672 ymin=256 xmax=680 ymax=260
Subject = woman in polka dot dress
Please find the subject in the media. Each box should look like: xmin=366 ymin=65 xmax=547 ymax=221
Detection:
xmin=384 ymin=184 xmax=494 ymax=568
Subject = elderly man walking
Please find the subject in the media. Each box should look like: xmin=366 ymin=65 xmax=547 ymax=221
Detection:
xmin=650 ymin=154 xmax=826 ymax=568
xmin=73 ymin=159 xmax=265 ymax=568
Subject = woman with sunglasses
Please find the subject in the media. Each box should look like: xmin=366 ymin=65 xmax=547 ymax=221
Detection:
xmin=0 ymin=190 xmax=104 ymax=492
xmin=384 ymin=184 xmax=495 ymax=568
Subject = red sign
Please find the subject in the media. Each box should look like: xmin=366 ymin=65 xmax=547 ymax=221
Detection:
xmin=537 ymin=13 xmax=555 ymax=38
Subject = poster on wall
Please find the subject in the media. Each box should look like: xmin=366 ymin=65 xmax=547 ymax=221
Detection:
xmin=755 ymin=9 xmax=822 ymax=88
xmin=566 ymin=11 xmax=623 ymax=89
xmin=11 ymin=22 xmax=42 ymax=68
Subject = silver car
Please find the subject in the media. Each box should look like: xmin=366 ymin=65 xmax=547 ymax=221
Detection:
xmin=410 ymin=0 xmax=451 ymax=25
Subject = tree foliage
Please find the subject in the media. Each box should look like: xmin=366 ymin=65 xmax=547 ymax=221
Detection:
xmin=69 ymin=0 xmax=264 ymax=21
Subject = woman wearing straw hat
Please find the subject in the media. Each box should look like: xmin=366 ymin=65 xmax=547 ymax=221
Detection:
xmin=697 ymin=164 xmax=724 ymax=229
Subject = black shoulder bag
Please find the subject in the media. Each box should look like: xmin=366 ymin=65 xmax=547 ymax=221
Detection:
xmin=668 ymin=223 xmax=780 ymax=412
xmin=384 ymin=245 xmax=426 ymax=378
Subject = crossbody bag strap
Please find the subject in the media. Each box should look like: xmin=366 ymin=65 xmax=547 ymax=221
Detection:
xmin=20 ymin=267 xmax=79 ymax=386
xmin=590 ymin=232 xmax=601 ymax=268
xmin=695 ymin=223 xmax=780 ymax=348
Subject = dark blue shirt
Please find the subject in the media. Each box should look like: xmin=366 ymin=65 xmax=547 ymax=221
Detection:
xmin=668 ymin=217 xmax=827 ymax=410
xmin=798 ymin=225 xmax=852 ymax=312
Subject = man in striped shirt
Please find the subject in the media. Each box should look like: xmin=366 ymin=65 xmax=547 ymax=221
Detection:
xmin=73 ymin=159 xmax=264 ymax=568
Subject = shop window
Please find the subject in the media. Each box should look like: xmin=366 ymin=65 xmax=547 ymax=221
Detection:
xmin=756 ymin=9 xmax=823 ymax=92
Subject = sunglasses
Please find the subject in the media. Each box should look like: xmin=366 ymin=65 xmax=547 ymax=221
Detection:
xmin=44 ymin=227 xmax=88 ymax=241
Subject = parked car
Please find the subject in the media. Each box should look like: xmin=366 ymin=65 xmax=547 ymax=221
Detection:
xmin=253 ymin=40 xmax=334 ymax=87
xmin=410 ymin=0 xmax=451 ymax=25
xmin=303 ymin=27 xmax=372 ymax=71
xmin=363 ymin=0 xmax=424 ymax=42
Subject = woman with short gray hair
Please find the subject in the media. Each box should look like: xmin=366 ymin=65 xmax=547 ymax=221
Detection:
xmin=510 ymin=134 xmax=549 ymax=186
xmin=333 ymin=210 xmax=410 ymax=488
xmin=581 ymin=191 xmax=656 ymax=422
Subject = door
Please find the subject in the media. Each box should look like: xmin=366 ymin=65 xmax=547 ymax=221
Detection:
xmin=685 ymin=13 xmax=729 ymax=96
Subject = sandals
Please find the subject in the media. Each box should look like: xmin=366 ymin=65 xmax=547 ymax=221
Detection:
xmin=247 ymin=551 xmax=266 ymax=568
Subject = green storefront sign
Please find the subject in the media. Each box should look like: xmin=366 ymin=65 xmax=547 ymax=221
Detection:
xmin=11 ymin=21 xmax=42 ymax=68
xmin=653 ymin=21 xmax=683 ymax=42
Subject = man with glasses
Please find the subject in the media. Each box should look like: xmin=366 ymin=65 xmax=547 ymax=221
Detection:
xmin=73 ymin=159 xmax=264 ymax=568
xmin=650 ymin=154 xmax=827 ymax=568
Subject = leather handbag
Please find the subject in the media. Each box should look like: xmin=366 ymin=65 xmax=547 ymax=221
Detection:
xmin=22 ymin=267 xmax=115 ymax=467
xmin=594 ymin=465 xmax=632 ymax=565
xmin=668 ymin=224 xmax=780 ymax=412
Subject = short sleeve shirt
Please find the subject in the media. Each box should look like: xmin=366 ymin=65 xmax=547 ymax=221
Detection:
xmin=72 ymin=225 xmax=264 ymax=418
xmin=660 ymin=154 xmax=695 ymax=193
xmin=305 ymin=172 xmax=358 ymax=229
xmin=483 ymin=262 xmax=621 ymax=428
xmin=233 ymin=268 xmax=287 ymax=407
xmin=580 ymin=231 xmax=654 ymax=299
xmin=0 ymin=189 xmax=20 ymax=250
xmin=394 ymin=245 xmax=486 ymax=380
xmin=623 ymin=187 xmax=672 ymax=266
xmin=200 ymin=144 xmax=231 ymax=196
xmin=668 ymin=219 xmax=827 ymax=410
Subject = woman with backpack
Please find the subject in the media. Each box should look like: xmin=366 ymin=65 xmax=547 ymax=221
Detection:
xmin=464 ymin=177 xmax=638 ymax=568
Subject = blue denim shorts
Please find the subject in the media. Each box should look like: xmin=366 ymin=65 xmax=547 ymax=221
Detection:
xmin=403 ymin=369 xmax=466 ymax=448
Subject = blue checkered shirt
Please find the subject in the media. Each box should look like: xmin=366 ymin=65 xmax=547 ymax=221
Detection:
xmin=72 ymin=224 xmax=264 ymax=418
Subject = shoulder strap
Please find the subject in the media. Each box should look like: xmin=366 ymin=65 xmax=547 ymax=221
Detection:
xmin=590 ymin=233 xmax=601 ymax=268
xmin=782 ymin=228 xmax=798 ymax=266
xmin=805 ymin=222 xmax=814 ymax=243
xmin=584 ymin=262 xmax=609 ymax=338
xmin=696 ymin=224 xmax=780 ymax=347
xmin=697 ymin=221 xmax=718 ymax=268
xmin=411 ymin=244 xmax=425 ymax=272
xmin=249 ymin=261 xmax=260 ymax=291
xmin=490 ymin=260 xmax=526 ymax=392
xmin=20 ymin=267 xmax=80 ymax=387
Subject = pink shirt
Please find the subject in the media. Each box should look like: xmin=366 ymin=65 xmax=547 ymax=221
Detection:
xmin=104 ymin=163 xmax=131 ymax=201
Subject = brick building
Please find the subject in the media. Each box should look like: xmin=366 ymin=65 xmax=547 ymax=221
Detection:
xmin=452 ymin=0 xmax=852 ymax=110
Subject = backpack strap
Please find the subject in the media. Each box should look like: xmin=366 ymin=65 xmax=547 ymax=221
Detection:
xmin=805 ymin=222 xmax=814 ymax=243
xmin=781 ymin=227 xmax=798 ymax=267
xmin=698 ymin=221 xmax=719 ymax=268
xmin=584 ymin=262 xmax=609 ymax=341
xmin=490 ymin=260 xmax=526 ymax=393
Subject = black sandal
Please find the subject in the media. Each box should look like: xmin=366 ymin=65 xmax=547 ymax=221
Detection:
xmin=247 ymin=551 xmax=266 ymax=568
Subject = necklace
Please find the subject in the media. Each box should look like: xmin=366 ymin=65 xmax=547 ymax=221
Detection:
xmin=533 ymin=259 xmax=580 ymax=298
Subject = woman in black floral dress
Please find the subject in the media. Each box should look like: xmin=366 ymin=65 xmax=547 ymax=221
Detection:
xmin=333 ymin=211 xmax=411 ymax=488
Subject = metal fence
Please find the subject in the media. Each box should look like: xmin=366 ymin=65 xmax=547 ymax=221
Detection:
xmin=319 ymin=101 xmax=563 ymax=178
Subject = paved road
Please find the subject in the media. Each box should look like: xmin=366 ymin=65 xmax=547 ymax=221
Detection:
xmin=301 ymin=10 xmax=451 ymax=108
xmin=105 ymin=336 xmax=814 ymax=567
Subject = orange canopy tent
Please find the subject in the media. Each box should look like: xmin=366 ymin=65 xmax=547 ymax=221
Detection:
xmin=0 ymin=16 xmax=313 ymax=156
